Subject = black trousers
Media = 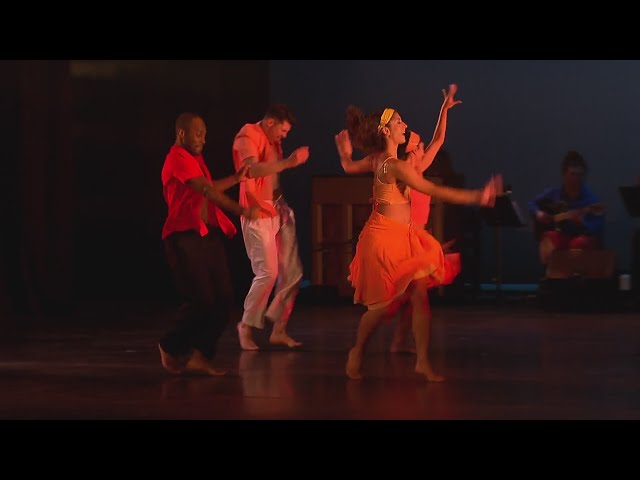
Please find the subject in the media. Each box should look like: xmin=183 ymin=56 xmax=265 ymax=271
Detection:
xmin=160 ymin=228 xmax=233 ymax=360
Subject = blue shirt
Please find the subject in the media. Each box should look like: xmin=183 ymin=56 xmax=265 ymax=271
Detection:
xmin=528 ymin=185 xmax=604 ymax=240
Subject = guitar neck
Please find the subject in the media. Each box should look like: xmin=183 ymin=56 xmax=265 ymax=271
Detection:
xmin=552 ymin=203 xmax=602 ymax=222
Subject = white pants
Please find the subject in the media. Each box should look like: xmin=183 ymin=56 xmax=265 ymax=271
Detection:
xmin=240 ymin=199 xmax=303 ymax=329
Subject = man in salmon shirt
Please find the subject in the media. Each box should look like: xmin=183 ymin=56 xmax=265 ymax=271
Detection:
xmin=160 ymin=112 xmax=261 ymax=375
xmin=232 ymin=104 xmax=309 ymax=351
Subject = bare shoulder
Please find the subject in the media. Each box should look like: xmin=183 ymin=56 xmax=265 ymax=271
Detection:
xmin=374 ymin=155 xmax=400 ymax=168
xmin=385 ymin=156 xmax=408 ymax=172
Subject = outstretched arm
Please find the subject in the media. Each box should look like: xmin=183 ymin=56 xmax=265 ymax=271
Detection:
xmin=186 ymin=176 xmax=258 ymax=219
xmin=244 ymin=146 xmax=310 ymax=178
xmin=391 ymin=159 xmax=501 ymax=206
xmin=416 ymin=84 xmax=462 ymax=173
xmin=210 ymin=165 xmax=251 ymax=192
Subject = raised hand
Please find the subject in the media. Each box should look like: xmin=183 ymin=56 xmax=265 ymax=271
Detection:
xmin=407 ymin=141 xmax=425 ymax=170
xmin=442 ymin=83 xmax=463 ymax=110
xmin=335 ymin=129 xmax=353 ymax=158
xmin=290 ymin=146 xmax=310 ymax=167
xmin=479 ymin=174 xmax=503 ymax=207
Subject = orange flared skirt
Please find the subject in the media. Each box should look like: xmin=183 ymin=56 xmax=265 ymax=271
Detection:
xmin=349 ymin=211 xmax=460 ymax=310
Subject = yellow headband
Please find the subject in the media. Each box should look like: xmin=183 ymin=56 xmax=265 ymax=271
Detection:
xmin=377 ymin=108 xmax=395 ymax=133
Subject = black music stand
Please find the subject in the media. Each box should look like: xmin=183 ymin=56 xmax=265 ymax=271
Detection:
xmin=620 ymin=185 xmax=640 ymax=218
xmin=620 ymin=185 xmax=640 ymax=297
xmin=480 ymin=192 xmax=527 ymax=301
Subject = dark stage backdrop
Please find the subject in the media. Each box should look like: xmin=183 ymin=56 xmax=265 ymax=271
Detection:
xmin=1 ymin=60 xmax=269 ymax=316
xmin=3 ymin=60 xmax=639 ymax=318
xmin=270 ymin=60 xmax=640 ymax=285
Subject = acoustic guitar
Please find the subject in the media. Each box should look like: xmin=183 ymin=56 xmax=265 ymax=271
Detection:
xmin=533 ymin=201 xmax=604 ymax=240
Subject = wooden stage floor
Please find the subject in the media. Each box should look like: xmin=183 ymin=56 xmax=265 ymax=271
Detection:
xmin=1 ymin=300 xmax=639 ymax=420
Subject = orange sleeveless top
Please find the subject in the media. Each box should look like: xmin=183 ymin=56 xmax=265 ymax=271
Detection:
xmin=373 ymin=157 xmax=410 ymax=207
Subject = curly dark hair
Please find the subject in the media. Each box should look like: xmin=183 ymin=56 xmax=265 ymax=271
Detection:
xmin=346 ymin=105 xmax=388 ymax=155
xmin=265 ymin=103 xmax=296 ymax=126
xmin=562 ymin=150 xmax=587 ymax=174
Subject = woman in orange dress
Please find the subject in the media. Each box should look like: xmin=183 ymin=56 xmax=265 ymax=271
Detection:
xmin=338 ymin=84 xmax=461 ymax=354
xmin=335 ymin=105 xmax=501 ymax=381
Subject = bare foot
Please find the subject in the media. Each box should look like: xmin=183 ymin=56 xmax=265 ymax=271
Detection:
xmin=237 ymin=322 xmax=259 ymax=351
xmin=158 ymin=344 xmax=186 ymax=374
xmin=269 ymin=331 xmax=303 ymax=348
xmin=415 ymin=363 xmax=445 ymax=382
xmin=346 ymin=348 xmax=363 ymax=380
xmin=184 ymin=350 xmax=227 ymax=376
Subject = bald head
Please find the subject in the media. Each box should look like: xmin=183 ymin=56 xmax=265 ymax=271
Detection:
xmin=175 ymin=112 xmax=206 ymax=156
xmin=176 ymin=112 xmax=202 ymax=135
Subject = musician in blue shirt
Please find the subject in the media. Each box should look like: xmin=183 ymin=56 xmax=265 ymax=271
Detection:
xmin=528 ymin=151 xmax=604 ymax=265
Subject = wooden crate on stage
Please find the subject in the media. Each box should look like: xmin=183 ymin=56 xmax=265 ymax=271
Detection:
xmin=311 ymin=175 xmax=444 ymax=297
